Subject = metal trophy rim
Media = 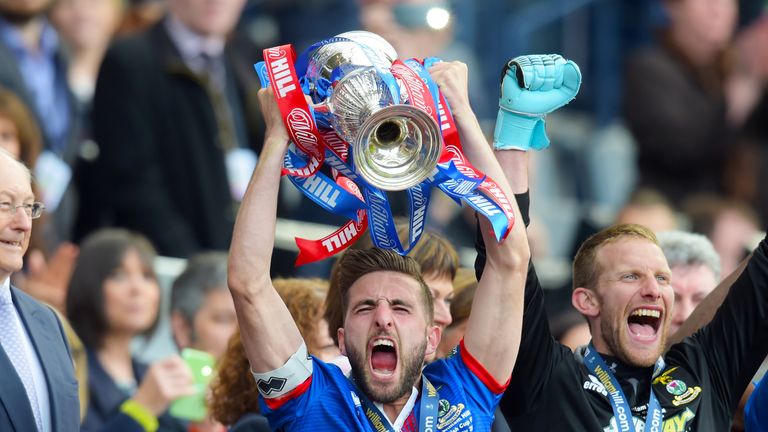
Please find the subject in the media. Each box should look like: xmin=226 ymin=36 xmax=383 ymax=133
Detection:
xmin=352 ymin=105 xmax=443 ymax=192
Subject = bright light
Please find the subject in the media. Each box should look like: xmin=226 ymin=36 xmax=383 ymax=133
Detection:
xmin=426 ymin=7 xmax=451 ymax=30
xmin=202 ymin=366 xmax=213 ymax=377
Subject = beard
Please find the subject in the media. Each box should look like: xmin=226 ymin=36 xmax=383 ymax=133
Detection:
xmin=346 ymin=336 xmax=427 ymax=404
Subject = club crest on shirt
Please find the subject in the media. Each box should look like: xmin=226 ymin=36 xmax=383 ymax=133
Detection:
xmin=666 ymin=380 xmax=687 ymax=396
xmin=436 ymin=402 xmax=468 ymax=430
xmin=671 ymin=386 xmax=702 ymax=407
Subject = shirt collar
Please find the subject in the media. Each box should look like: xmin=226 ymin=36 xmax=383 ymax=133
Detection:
xmin=1 ymin=276 xmax=11 ymax=305
xmin=165 ymin=15 xmax=225 ymax=64
xmin=374 ymin=386 xmax=419 ymax=430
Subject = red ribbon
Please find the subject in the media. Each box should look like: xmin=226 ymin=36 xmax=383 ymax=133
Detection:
xmin=263 ymin=45 xmax=325 ymax=177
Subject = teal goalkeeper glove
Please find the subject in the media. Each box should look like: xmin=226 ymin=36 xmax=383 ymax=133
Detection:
xmin=493 ymin=54 xmax=581 ymax=151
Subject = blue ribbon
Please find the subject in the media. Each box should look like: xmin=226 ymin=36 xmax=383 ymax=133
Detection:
xmin=583 ymin=344 xmax=665 ymax=432
xmin=255 ymin=51 xmax=513 ymax=257
xmin=284 ymin=149 xmax=365 ymax=221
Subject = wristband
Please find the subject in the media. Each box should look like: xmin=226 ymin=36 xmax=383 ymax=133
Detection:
xmin=493 ymin=109 xmax=549 ymax=151
xmin=120 ymin=399 xmax=159 ymax=432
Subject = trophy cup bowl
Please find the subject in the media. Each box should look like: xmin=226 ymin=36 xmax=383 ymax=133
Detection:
xmin=306 ymin=31 xmax=397 ymax=101
xmin=352 ymin=105 xmax=442 ymax=191
xmin=306 ymin=35 xmax=442 ymax=191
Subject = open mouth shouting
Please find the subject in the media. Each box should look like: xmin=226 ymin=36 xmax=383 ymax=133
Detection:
xmin=626 ymin=306 xmax=663 ymax=343
xmin=369 ymin=337 xmax=399 ymax=380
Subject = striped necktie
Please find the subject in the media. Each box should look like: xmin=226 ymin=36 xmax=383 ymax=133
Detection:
xmin=0 ymin=291 xmax=43 ymax=431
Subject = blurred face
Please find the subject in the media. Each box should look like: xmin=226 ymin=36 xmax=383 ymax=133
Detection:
xmin=167 ymin=0 xmax=245 ymax=38
xmin=0 ymin=0 xmax=51 ymax=22
xmin=423 ymin=274 xmax=452 ymax=363
xmin=339 ymin=271 xmax=439 ymax=403
xmin=50 ymin=0 xmax=123 ymax=52
xmin=666 ymin=0 xmax=737 ymax=52
xmin=313 ymin=318 xmax=341 ymax=362
xmin=437 ymin=319 xmax=466 ymax=358
xmin=669 ymin=264 xmax=717 ymax=334
xmin=615 ymin=204 xmax=677 ymax=234
xmin=0 ymin=117 xmax=21 ymax=159
xmin=189 ymin=288 xmax=237 ymax=359
xmin=591 ymin=238 xmax=674 ymax=367
xmin=424 ymin=274 xmax=452 ymax=330
xmin=103 ymin=249 xmax=160 ymax=336
xmin=0 ymin=156 xmax=32 ymax=280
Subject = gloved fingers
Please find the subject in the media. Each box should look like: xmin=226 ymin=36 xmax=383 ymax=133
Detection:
xmin=562 ymin=60 xmax=582 ymax=93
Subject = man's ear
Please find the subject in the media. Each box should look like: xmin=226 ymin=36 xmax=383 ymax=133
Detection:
xmin=170 ymin=311 xmax=192 ymax=349
xmin=337 ymin=327 xmax=346 ymax=356
xmin=572 ymin=287 xmax=600 ymax=319
xmin=424 ymin=325 xmax=441 ymax=358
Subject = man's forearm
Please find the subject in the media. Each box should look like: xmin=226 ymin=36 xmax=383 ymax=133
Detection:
xmin=227 ymin=112 xmax=304 ymax=372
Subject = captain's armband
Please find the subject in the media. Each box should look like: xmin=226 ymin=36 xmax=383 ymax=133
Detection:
xmin=251 ymin=342 xmax=313 ymax=398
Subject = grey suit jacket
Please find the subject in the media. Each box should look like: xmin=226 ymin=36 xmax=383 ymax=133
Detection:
xmin=0 ymin=286 xmax=80 ymax=432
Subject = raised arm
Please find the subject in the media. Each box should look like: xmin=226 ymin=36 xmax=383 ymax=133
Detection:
xmin=429 ymin=61 xmax=529 ymax=384
xmin=227 ymin=88 xmax=304 ymax=373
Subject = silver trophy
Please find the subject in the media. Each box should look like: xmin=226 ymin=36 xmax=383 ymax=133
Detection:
xmin=306 ymin=32 xmax=442 ymax=191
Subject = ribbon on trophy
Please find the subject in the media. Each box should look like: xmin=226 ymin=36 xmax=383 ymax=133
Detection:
xmin=255 ymin=31 xmax=514 ymax=265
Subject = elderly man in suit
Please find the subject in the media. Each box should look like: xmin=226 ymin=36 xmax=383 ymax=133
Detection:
xmin=0 ymin=148 xmax=79 ymax=432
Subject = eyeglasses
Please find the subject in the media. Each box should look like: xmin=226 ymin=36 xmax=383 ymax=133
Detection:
xmin=0 ymin=202 xmax=45 ymax=219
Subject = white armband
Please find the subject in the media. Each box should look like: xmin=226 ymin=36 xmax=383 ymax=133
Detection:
xmin=251 ymin=342 xmax=313 ymax=399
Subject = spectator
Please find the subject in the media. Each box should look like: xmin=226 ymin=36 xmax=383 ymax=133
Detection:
xmin=623 ymin=0 xmax=765 ymax=205
xmin=436 ymin=274 xmax=474 ymax=359
xmin=0 ymin=0 xmax=81 ymax=242
xmin=66 ymin=228 xmax=194 ymax=431
xmin=615 ymin=188 xmax=678 ymax=233
xmin=49 ymin=0 xmax=124 ymax=106
xmin=170 ymin=251 xmax=237 ymax=360
xmin=0 ymin=148 xmax=80 ymax=431
xmin=657 ymin=230 xmax=721 ymax=334
xmin=684 ymin=194 xmax=760 ymax=275
xmin=208 ymin=278 xmax=338 ymax=431
xmin=79 ymin=0 xmax=264 ymax=257
xmin=0 ymin=86 xmax=81 ymax=314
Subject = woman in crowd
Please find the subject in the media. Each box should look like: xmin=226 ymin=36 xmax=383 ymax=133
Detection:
xmin=67 ymin=228 xmax=194 ymax=431
xmin=209 ymin=278 xmax=338 ymax=432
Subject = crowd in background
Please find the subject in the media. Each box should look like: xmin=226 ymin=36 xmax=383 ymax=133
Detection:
xmin=2 ymin=0 xmax=768 ymax=430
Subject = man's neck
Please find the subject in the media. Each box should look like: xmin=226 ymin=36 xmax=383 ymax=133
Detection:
xmin=8 ymin=17 xmax=45 ymax=53
xmin=382 ymin=395 xmax=411 ymax=424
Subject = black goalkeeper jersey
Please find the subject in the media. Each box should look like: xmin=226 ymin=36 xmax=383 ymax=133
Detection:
xmin=475 ymin=193 xmax=768 ymax=431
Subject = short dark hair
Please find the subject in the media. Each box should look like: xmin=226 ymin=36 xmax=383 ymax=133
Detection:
xmin=334 ymin=248 xmax=433 ymax=326
xmin=66 ymin=228 xmax=158 ymax=349
xmin=171 ymin=251 xmax=228 ymax=325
